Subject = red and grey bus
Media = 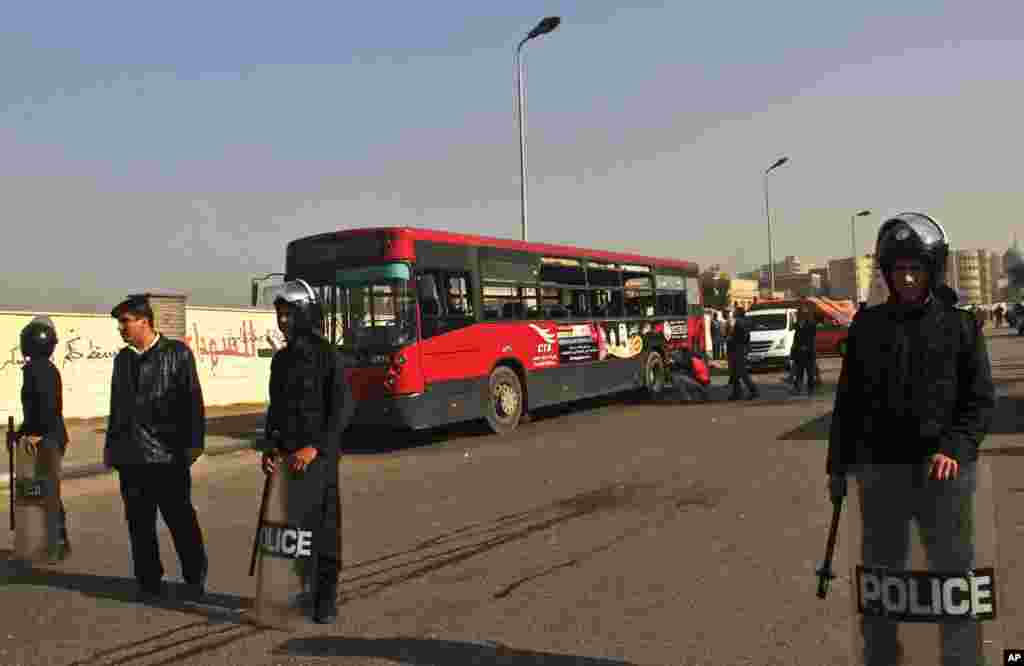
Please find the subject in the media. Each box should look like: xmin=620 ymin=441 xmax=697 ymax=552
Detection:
xmin=258 ymin=227 xmax=703 ymax=434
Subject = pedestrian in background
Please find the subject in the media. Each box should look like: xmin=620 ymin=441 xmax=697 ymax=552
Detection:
xmin=727 ymin=307 xmax=759 ymax=400
xmin=790 ymin=304 xmax=817 ymax=396
xmin=104 ymin=296 xmax=208 ymax=602
xmin=710 ymin=313 xmax=724 ymax=361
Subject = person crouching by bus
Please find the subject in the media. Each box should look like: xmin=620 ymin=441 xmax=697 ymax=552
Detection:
xmin=261 ymin=280 xmax=354 ymax=624
xmin=790 ymin=305 xmax=818 ymax=396
xmin=666 ymin=347 xmax=712 ymax=402
xmin=18 ymin=316 xmax=71 ymax=562
xmin=727 ymin=307 xmax=759 ymax=400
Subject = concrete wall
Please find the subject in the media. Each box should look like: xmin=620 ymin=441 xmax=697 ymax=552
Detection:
xmin=0 ymin=307 xmax=284 ymax=424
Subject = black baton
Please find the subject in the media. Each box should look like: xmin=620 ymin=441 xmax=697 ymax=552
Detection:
xmin=249 ymin=472 xmax=272 ymax=577
xmin=7 ymin=416 xmax=15 ymax=531
xmin=816 ymin=476 xmax=846 ymax=599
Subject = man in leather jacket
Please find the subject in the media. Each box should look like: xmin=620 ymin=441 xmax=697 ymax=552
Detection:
xmin=105 ymin=296 xmax=208 ymax=602
xmin=260 ymin=280 xmax=353 ymax=623
xmin=827 ymin=213 xmax=995 ymax=665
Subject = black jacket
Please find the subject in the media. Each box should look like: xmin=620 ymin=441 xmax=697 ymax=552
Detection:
xmin=827 ymin=295 xmax=994 ymax=475
xmin=726 ymin=315 xmax=752 ymax=351
xmin=19 ymin=358 xmax=69 ymax=448
xmin=105 ymin=336 xmax=205 ymax=467
xmin=265 ymin=333 xmax=353 ymax=462
xmin=791 ymin=320 xmax=817 ymax=358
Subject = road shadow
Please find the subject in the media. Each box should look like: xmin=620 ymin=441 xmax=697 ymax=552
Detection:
xmin=776 ymin=395 xmax=1024 ymax=448
xmin=275 ymin=636 xmax=640 ymax=665
xmin=0 ymin=558 xmax=250 ymax=623
xmin=342 ymin=422 xmax=494 ymax=455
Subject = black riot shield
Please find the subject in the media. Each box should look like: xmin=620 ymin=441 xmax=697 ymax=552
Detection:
xmin=842 ymin=459 xmax=1005 ymax=665
xmin=12 ymin=435 xmax=64 ymax=565
xmin=248 ymin=453 xmax=341 ymax=630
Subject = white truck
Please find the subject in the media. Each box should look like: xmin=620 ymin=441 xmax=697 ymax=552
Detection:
xmin=744 ymin=307 xmax=798 ymax=368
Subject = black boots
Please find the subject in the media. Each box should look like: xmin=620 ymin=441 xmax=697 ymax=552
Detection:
xmin=312 ymin=558 xmax=339 ymax=624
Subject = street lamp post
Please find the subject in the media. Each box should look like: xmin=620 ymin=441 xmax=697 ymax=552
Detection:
xmin=763 ymin=157 xmax=789 ymax=295
xmin=515 ymin=16 xmax=560 ymax=242
xmin=851 ymin=209 xmax=872 ymax=303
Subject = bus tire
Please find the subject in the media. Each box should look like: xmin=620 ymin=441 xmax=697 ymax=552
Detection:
xmin=486 ymin=366 xmax=523 ymax=434
xmin=644 ymin=350 xmax=666 ymax=398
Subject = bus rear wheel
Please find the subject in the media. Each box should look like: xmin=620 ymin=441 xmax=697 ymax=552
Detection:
xmin=644 ymin=350 xmax=666 ymax=398
xmin=486 ymin=366 xmax=523 ymax=434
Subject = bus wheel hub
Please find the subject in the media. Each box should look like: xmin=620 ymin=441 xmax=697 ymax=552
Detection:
xmin=495 ymin=384 xmax=518 ymax=416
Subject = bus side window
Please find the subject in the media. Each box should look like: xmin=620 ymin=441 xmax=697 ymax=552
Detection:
xmin=443 ymin=272 xmax=475 ymax=331
xmin=418 ymin=272 xmax=443 ymax=339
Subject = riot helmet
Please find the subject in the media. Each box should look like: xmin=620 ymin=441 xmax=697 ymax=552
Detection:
xmin=20 ymin=315 xmax=58 ymax=360
xmin=875 ymin=212 xmax=950 ymax=294
xmin=270 ymin=279 xmax=322 ymax=335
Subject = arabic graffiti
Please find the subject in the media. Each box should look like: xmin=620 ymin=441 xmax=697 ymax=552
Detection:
xmin=61 ymin=330 xmax=120 ymax=369
xmin=0 ymin=345 xmax=25 ymax=373
xmin=184 ymin=320 xmax=284 ymax=372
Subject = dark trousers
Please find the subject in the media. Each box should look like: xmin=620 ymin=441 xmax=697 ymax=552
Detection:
xmin=791 ymin=353 xmax=817 ymax=393
xmin=711 ymin=337 xmax=724 ymax=360
xmin=728 ymin=349 xmax=757 ymax=398
xmin=118 ymin=464 xmax=207 ymax=588
xmin=856 ymin=463 xmax=979 ymax=666
xmin=313 ymin=480 xmax=342 ymax=604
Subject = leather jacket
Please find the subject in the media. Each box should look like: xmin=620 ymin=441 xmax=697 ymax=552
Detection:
xmin=105 ymin=336 xmax=205 ymax=467
xmin=827 ymin=294 xmax=994 ymax=474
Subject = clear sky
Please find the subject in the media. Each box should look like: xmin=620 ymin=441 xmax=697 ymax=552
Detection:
xmin=3 ymin=1 xmax=1023 ymax=311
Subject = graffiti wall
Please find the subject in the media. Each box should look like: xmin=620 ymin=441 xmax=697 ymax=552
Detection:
xmin=0 ymin=307 xmax=284 ymax=423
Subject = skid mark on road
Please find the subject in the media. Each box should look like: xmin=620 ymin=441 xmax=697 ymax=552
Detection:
xmin=338 ymin=480 xmax=724 ymax=605
xmin=66 ymin=620 xmax=262 ymax=666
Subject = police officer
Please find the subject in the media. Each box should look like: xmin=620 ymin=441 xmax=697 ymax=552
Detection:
xmin=727 ymin=306 xmax=759 ymax=400
xmin=18 ymin=316 xmax=70 ymax=561
xmin=790 ymin=304 xmax=817 ymax=396
xmin=827 ymin=213 xmax=995 ymax=665
xmin=260 ymin=280 xmax=353 ymax=624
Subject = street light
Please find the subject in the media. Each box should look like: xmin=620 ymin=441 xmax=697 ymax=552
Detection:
xmin=850 ymin=209 xmax=872 ymax=304
xmin=515 ymin=16 xmax=561 ymax=242
xmin=763 ymin=157 xmax=789 ymax=295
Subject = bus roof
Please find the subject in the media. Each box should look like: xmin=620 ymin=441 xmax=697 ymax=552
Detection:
xmin=297 ymin=226 xmax=700 ymax=275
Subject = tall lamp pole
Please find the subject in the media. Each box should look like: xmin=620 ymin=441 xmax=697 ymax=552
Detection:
xmin=515 ymin=16 xmax=560 ymax=242
xmin=763 ymin=157 xmax=789 ymax=295
xmin=851 ymin=210 xmax=872 ymax=303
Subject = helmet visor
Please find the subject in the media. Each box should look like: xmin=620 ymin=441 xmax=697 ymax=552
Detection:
xmin=879 ymin=212 xmax=946 ymax=249
xmin=265 ymin=279 xmax=317 ymax=307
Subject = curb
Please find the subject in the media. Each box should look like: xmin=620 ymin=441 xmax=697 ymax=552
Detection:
xmin=2 ymin=440 xmax=258 ymax=488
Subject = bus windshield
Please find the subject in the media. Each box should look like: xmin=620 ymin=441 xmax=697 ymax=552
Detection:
xmin=307 ymin=263 xmax=417 ymax=353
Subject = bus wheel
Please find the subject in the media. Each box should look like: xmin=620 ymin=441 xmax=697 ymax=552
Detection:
xmin=486 ymin=366 xmax=523 ymax=434
xmin=644 ymin=351 xmax=666 ymax=397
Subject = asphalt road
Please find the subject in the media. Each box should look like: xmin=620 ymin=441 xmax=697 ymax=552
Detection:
xmin=1 ymin=331 xmax=1022 ymax=665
